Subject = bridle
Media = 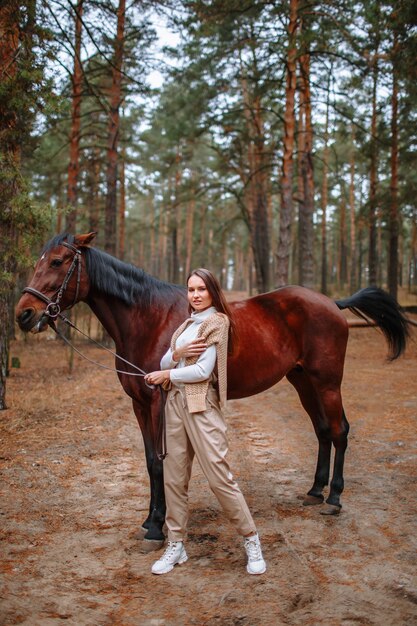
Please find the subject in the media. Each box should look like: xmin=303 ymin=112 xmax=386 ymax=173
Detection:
xmin=22 ymin=241 xmax=82 ymax=319
xmin=21 ymin=240 xmax=149 ymax=378
xmin=21 ymin=239 xmax=168 ymax=459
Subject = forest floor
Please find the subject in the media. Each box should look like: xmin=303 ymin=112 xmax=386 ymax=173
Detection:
xmin=1 ymin=302 xmax=417 ymax=626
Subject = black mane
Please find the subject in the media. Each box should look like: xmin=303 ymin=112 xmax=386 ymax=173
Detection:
xmin=42 ymin=233 xmax=184 ymax=306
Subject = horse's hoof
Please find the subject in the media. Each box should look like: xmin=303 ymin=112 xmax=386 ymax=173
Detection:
xmin=320 ymin=503 xmax=341 ymax=516
xmin=142 ymin=538 xmax=165 ymax=553
xmin=302 ymin=494 xmax=324 ymax=506
xmin=132 ymin=526 xmax=147 ymax=540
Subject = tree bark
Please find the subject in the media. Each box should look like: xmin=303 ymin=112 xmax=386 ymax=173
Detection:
xmin=0 ymin=1 xmax=20 ymax=409
xmin=241 ymin=73 xmax=270 ymax=293
xmin=89 ymin=139 xmax=101 ymax=233
xmin=184 ymin=195 xmax=195 ymax=278
xmin=158 ymin=195 xmax=167 ymax=279
xmin=276 ymin=0 xmax=298 ymax=287
xmin=66 ymin=0 xmax=83 ymax=233
xmin=339 ymin=187 xmax=348 ymax=289
xmin=104 ymin=0 xmax=125 ymax=255
xmin=410 ymin=215 xmax=417 ymax=291
xmin=388 ymin=32 xmax=399 ymax=299
xmin=297 ymin=50 xmax=315 ymax=288
xmin=118 ymin=142 xmax=126 ymax=259
xmin=368 ymin=56 xmax=379 ymax=286
xmin=349 ymin=125 xmax=357 ymax=292
xmin=320 ymin=77 xmax=330 ymax=295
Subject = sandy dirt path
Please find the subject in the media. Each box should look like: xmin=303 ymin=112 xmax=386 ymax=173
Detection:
xmin=1 ymin=322 xmax=416 ymax=626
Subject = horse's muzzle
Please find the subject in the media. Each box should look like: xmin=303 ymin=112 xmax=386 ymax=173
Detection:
xmin=16 ymin=308 xmax=49 ymax=333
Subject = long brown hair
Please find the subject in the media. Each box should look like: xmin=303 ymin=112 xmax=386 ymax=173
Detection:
xmin=187 ymin=268 xmax=237 ymax=352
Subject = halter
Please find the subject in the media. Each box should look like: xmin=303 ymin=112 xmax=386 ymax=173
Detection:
xmin=22 ymin=241 xmax=82 ymax=319
xmin=21 ymin=240 xmax=146 ymax=377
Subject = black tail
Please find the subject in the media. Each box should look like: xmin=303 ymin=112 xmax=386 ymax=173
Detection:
xmin=335 ymin=287 xmax=410 ymax=360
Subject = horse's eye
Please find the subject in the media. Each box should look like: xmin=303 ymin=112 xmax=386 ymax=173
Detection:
xmin=51 ymin=259 xmax=63 ymax=268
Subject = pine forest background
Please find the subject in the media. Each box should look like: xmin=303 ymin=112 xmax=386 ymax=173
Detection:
xmin=1 ymin=0 xmax=417 ymax=406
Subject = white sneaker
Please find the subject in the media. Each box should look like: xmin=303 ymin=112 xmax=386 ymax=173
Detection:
xmin=244 ymin=533 xmax=266 ymax=575
xmin=151 ymin=541 xmax=188 ymax=575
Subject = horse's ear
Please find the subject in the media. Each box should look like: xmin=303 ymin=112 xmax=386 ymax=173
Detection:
xmin=74 ymin=232 xmax=97 ymax=248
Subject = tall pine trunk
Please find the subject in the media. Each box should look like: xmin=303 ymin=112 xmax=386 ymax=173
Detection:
xmin=349 ymin=125 xmax=357 ymax=292
xmin=339 ymin=187 xmax=348 ymax=289
xmin=410 ymin=216 xmax=417 ymax=291
xmin=66 ymin=0 xmax=83 ymax=233
xmin=276 ymin=0 xmax=298 ymax=287
xmin=297 ymin=50 xmax=314 ymax=288
xmin=241 ymin=73 xmax=270 ymax=293
xmin=104 ymin=0 xmax=125 ymax=255
xmin=0 ymin=1 xmax=20 ymax=409
xmin=251 ymin=98 xmax=270 ymax=293
xmin=368 ymin=56 xmax=379 ymax=286
xmin=320 ymin=77 xmax=330 ymax=294
xmin=388 ymin=32 xmax=399 ymax=299
xmin=119 ymin=142 xmax=126 ymax=259
xmin=184 ymin=195 xmax=195 ymax=278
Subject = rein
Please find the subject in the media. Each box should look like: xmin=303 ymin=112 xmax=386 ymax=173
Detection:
xmin=49 ymin=317 xmax=168 ymax=460
xmin=48 ymin=317 xmax=167 ymax=460
xmin=49 ymin=315 xmax=150 ymax=379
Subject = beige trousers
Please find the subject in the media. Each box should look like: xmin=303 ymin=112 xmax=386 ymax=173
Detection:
xmin=163 ymin=385 xmax=256 ymax=541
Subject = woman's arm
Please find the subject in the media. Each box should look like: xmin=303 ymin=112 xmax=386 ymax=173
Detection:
xmin=160 ymin=348 xmax=177 ymax=370
xmin=160 ymin=339 xmax=208 ymax=369
xmin=170 ymin=344 xmax=216 ymax=384
xmin=146 ymin=344 xmax=216 ymax=386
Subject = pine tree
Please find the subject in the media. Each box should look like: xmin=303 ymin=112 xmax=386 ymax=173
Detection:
xmin=0 ymin=0 xmax=50 ymax=409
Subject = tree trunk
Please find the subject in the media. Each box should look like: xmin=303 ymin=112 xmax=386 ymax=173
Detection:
xmin=0 ymin=1 xmax=20 ymax=409
xmin=349 ymin=124 xmax=357 ymax=292
xmin=184 ymin=195 xmax=195 ymax=278
xmin=240 ymin=72 xmax=270 ymax=294
xmin=118 ymin=142 xmax=126 ymax=259
xmin=410 ymin=215 xmax=417 ymax=291
xmin=368 ymin=56 xmax=379 ymax=286
xmin=320 ymin=77 xmax=330 ymax=295
xmin=158 ymin=196 xmax=167 ymax=279
xmin=66 ymin=0 xmax=83 ymax=233
xmin=339 ymin=188 xmax=348 ymax=289
xmin=251 ymin=98 xmax=270 ymax=293
xmin=388 ymin=33 xmax=399 ymax=299
xmin=276 ymin=0 xmax=298 ymax=287
xmin=104 ymin=0 xmax=125 ymax=255
xmin=149 ymin=194 xmax=158 ymax=275
xmin=89 ymin=140 xmax=101 ymax=233
xmin=297 ymin=51 xmax=314 ymax=288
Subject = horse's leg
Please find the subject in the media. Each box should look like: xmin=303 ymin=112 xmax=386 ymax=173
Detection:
xmin=323 ymin=406 xmax=349 ymax=515
xmin=289 ymin=368 xmax=350 ymax=514
xmin=144 ymin=442 xmax=166 ymax=541
xmin=287 ymin=368 xmax=332 ymax=505
xmin=140 ymin=437 xmax=166 ymax=537
xmin=132 ymin=400 xmax=166 ymax=542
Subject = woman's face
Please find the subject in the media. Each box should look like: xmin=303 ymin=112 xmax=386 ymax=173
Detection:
xmin=187 ymin=274 xmax=213 ymax=312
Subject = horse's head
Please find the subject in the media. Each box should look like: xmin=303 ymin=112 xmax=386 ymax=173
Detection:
xmin=16 ymin=232 xmax=96 ymax=333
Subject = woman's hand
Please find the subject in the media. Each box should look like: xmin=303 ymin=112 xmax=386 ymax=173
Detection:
xmin=173 ymin=339 xmax=208 ymax=361
xmin=144 ymin=370 xmax=171 ymax=386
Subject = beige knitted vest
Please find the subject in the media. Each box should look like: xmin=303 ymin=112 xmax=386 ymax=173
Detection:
xmin=170 ymin=312 xmax=229 ymax=413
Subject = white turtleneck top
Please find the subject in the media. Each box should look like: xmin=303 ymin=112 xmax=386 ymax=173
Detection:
xmin=160 ymin=306 xmax=217 ymax=385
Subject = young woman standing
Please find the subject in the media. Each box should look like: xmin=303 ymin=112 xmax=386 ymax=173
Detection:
xmin=145 ymin=269 xmax=266 ymax=576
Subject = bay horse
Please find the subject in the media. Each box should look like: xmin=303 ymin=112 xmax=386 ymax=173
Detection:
xmin=15 ymin=232 xmax=410 ymax=542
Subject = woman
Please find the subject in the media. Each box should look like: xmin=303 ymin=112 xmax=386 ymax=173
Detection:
xmin=144 ymin=269 xmax=266 ymax=576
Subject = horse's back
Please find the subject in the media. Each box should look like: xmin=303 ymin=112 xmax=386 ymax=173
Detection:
xmin=227 ymin=286 xmax=348 ymax=399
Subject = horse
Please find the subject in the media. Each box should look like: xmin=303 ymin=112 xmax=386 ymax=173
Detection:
xmin=15 ymin=232 xmax=410 ymax=542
